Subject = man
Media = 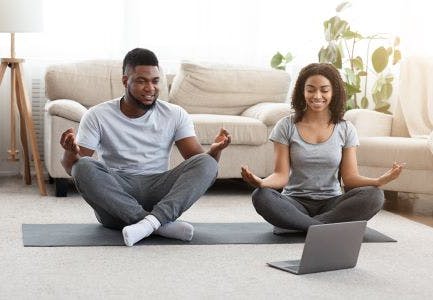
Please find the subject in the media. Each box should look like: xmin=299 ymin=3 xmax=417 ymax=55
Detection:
xmin=60 ymin=48 xmax=231 ymax=246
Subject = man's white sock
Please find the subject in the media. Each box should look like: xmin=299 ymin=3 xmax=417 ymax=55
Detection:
xmin=122 ymin=215 xmax=161 ymax=246
xmin=154 ymin=221 xmax=194 ymax=241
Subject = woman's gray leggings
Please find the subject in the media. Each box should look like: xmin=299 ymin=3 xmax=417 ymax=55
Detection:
xmin=251 ymin=186 xmax=384 ymax=231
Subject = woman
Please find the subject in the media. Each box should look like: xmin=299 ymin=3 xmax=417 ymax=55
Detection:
xmin=241 ymin=63 xmax=404 ymax=232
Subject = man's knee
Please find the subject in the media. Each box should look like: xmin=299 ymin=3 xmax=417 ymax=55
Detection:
xmin=191 ymin=153 xmax=218 ymax=179
xmin=94 ymin=211 xmax=126 ymax=230
xmin=71 ymin=157 xmax=97 ymax=180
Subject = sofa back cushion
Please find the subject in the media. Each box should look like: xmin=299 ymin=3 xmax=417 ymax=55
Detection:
xmin=169 ymin=62 xmax=290 ymax=115
xmin=45 ymin=60 xmax=169 ymax=107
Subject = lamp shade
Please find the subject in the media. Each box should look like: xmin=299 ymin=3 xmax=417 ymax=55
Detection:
xmin=0 ymin=0 xmax=43 ymax=32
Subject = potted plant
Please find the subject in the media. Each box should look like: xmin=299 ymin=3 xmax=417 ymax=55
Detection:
xmin=271 ymin=1 xmax=401 ymax=113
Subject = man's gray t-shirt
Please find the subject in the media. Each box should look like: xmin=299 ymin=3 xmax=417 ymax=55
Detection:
xmin=270 ymin=115 xmax=359 ymax=200
xmin=76 ymin=98 xmax=195 ymax=175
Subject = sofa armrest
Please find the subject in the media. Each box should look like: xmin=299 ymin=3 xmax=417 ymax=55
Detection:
xmin=344 ymin=109 xmax=393 ymax=137
xmin=241 ymin=102 xmax=292 ymax=126
xmin=45 ymin=99 xmax=88 ymax=122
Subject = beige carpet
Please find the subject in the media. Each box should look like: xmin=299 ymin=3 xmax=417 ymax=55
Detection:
xmin=1 ymin=176 xmax=433 ymax=299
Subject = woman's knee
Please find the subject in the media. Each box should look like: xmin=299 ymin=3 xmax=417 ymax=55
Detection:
xmin=252 ymin=188 xmax=273 ymax=211
xmin=370 ymin=186 xmax=385 ymax=209
xmin=360 ymin=186 xmax=385 ymax=211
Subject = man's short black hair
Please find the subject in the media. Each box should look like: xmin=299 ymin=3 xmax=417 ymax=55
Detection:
xmin=122 ymin=48 xmax=159 ymax=75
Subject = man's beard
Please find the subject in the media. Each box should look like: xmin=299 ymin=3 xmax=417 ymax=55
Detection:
xmin=127 ymin=87 xmax=157 ymax=111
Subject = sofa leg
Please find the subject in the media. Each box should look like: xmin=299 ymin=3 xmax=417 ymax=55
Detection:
xmin=55 ymin=178 xmax=69 ymax=197
xmin=384 ymin=190 xmax=399 ymax=202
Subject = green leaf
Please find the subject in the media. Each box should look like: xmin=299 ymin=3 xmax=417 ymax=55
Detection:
xmin=373 ymin=82 xmax=393 ymax=102
xmin=385 ymin=74 xmax=394 ymax=83
xmin=333 ymin=52 xmax=342 ymax=69
xmin=318 ymin=48 xmax=326 ymax=63
xmin=336 ymin=1 xmax=351 ymax=12
xmin=334 ymin=19 xmax=350 ymax=39
xmin=324 ymin=16 xmax=349 ymax=41
xmin=361 ymin=96 xmax=369 ymax=108
xmin=381 ymin=83 xmax=393 ymax=100
xmin=271 ymin=52 xmax=284 ymax=69
xmin=346 ymin=98 xmax=355 ymax=111
xmin=318 ymin=42 xmax=342 ymax=68
xmin=372 ymin=47 xmax=389 ymax=73
xmin=344 ymin=67 xmax=355 ymax=80
xmin=324 ymin=19 xmax=333 ymax=42
xmin=372 ymin=77 xmax=385 ymax=94
xmin=375 ymin=101 xmax=391 ymax=113
xmin=372 ymin=92 xmax=379 ymax=103
xmin=393 ymin=49 xmax=402 ymax=65
xmin=342 ymin=30 xmax=363 ymax=40
xmin=351 ymin=56 xmax=364 ymax=70
xmin=345 ymin=82 xmax=361 ymax=95
xmin=345 ymin=68 xmax=361 ymax=87
xmin=386 ymin=47 xmax=393 ymax=56
xmin=285 ymin=52 xmax=294 ymax=63
xmin=358 ymin=71 xmax=368 ymax=76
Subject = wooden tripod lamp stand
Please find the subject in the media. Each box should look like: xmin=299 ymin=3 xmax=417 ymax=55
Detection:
xmin=0 ymin=0 xmax=47 ymax=195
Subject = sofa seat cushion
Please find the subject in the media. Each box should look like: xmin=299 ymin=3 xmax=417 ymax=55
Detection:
xmin=191 ymin=114 xmax=268 ymax=145
xmin=169 ymin=62 xmax=290 ymax=115
xmin=357 ymin=137 xmax=433 ymax=170
xmin=45 ymin=99 xmax=87 ymax=122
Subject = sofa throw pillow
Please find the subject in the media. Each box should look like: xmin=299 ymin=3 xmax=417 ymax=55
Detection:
xmin=169 ymin=62 xmax=290 ymax=115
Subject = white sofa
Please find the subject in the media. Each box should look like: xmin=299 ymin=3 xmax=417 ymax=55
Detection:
xmin=44 ymin=60 xmax=291 ymax=196
xmin=344 ymin=56 xmax=433 ymax=195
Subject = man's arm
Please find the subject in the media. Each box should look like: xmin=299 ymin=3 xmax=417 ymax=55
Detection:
xmin=175 ymin=128 xmax=231 ymax=162
xmin=175 ymin=136 xmax=205 ymax=160
xmin=60 ymin=128 xmax=94 ymax=175
xmin=206 ymin=128 xmax=231 ymax=161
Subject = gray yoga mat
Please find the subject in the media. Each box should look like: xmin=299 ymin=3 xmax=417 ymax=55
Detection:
xmin=22 ymin=222 xmax=396 ymax=247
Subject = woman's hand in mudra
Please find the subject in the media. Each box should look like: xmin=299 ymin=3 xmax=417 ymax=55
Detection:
xmin=241 ymin=165 xmax=263 ymax=188
xmin=377 ymin=162 xmax=405 ymax=186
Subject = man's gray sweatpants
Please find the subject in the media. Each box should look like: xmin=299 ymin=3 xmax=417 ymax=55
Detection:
xmin=251 ymin=186 xmax=384 ymax=231
xmin=72 ymin=153 xmax=218 ymax=229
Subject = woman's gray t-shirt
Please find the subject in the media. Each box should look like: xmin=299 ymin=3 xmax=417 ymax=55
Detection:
xmin=270 ymin=115 xmax=359 ymax=200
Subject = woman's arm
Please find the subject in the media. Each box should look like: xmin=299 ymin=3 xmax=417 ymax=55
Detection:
xmin=241 ymin=141 xmax=290 ymax=189
xmin=340 ymin=147 xmax=404 ymax=188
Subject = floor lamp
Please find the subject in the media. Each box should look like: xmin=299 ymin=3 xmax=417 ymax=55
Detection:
xmin=0 ymin=0 xmax=47 ymax=195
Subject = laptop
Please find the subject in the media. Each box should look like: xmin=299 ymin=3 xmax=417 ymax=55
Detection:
xmin=267 ymin=220 xmax=367 ymax=275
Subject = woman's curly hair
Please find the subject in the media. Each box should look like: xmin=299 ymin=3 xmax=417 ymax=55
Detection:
xmin=291 ymin=63 xmax=346 ymax=124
